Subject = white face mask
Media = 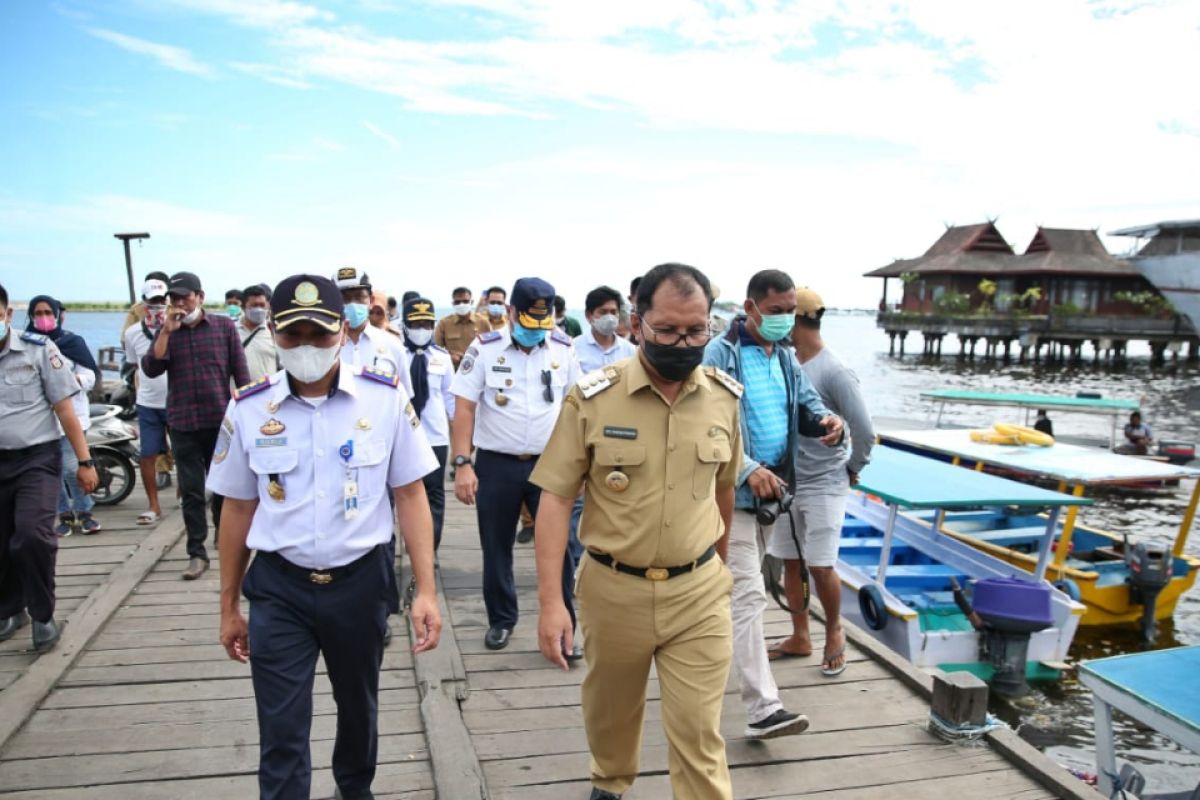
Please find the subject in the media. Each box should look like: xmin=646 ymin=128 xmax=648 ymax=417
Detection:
xmin=405 ymin=327 xmax=433 ymax=347
xmin=453 ymin=302 xmax=473 ymax=317
xmin=592 ymin=313 xmax=619 ymax=336
xmin=181 ymin=307 xmax=202 ymax=326
xmin=277 ymin=343 xmax=340 ymax=383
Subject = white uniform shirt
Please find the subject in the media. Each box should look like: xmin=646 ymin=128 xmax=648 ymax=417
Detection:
xmin=122 ymin=323 xmax=169 ymax=409
xmin=340 ymin=324 xmax=413 ymax=396
xmin=406 ymin=344 xmax=456 ymax=448
xmin=574 ymin=325 xmax=636 ymax=375
xmin=206 ymin=362 xmax=438 ymax=570
xmin=450 ymin=328 xmax=580 ymax=455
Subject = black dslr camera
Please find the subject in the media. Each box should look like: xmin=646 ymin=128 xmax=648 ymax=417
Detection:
xmin=756 ymin=489 xmax=795 ymax=526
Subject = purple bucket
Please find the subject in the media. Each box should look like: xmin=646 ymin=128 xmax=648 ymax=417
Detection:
xmin=972 ymin=576 xmax=1054 ymax=634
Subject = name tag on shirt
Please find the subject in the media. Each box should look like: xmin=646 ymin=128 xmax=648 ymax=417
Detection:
xmin=603 ymin=426 xmax=638 ymax=440
xmin=491 ymin=365 xmax=512 ymax=373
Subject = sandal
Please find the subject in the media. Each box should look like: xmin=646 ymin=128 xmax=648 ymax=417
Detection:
xmin=137 ymin=511 xmax=160 ymax=526
xmin=820 ymin=645 xmax=847 ymax=677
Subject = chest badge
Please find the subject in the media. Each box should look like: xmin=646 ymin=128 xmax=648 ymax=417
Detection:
xmin=496 ymin=356 xmax=506 ymax=365
xmin=261 ymin=418 xmax=286 ymax=436
xmin=495 ymin=392 xmax=509 ymax=407
xmin=266 ymin=400 xmax=280 ymax=414
xmin=551 ymin=361 xmax=560 ymax=370
xmin=356 ymin=418 xmax=371 ymax=430
xmin=267 ymin=479 xmax=286 ymax=502
xmin=605 ymin=470 xmax=630 ymax=493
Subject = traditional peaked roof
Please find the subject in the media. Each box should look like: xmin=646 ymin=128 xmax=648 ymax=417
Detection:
xmin=865 ymin=223 xmax=1140 ymax=279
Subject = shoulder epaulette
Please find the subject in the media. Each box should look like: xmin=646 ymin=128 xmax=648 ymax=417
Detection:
xmin=577 ymin=366 xmax=620 ymax=399
xmin=385 ymin=328 xmax=402 ymax=338
xmin=478 ymin=330 xmax=502 ymax=344
xmin=233 ymin=376 xmax=272 ymax=400
xmin=19 ymin=332 xmax=47 ymax=345
xmin=359 ymin=366 xmax=401 ymax=387
xmin=550 ymin=329 xmax=572 ymax=346
xmin=705 ymin=366 xmax=744 ymax=398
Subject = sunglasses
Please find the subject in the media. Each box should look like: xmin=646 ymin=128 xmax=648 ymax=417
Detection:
xmin=540 ymin=370 xmax=553 ymax=403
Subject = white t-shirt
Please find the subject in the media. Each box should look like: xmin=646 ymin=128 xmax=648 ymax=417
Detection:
xmin=122 ymin=322 xmax=169 ymax=409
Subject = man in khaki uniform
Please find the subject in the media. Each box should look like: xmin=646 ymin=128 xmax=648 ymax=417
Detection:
xmin=434 ymin=286 xmax=488 ymax=368
xmin=532 ymin=263 xmax=742 ymax=800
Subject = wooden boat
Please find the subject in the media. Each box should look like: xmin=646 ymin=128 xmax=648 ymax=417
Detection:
xmin=877 ymin=428 xmax=1200 ymax=639
xmin=840 ymin=446 xmax=1089 ymax=696
xmin=1079 ymin=646 xmax=1200 ymax=798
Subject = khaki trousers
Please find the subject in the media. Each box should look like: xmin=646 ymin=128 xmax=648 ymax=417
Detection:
xmin=577 ymin=553 xmax=734 ymax=800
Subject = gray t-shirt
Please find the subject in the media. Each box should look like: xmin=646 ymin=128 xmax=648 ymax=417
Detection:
xmin=793 ymin=347 xmax=874 ymax=490
xmin=0 ymin=333 xmax=81 ymax=449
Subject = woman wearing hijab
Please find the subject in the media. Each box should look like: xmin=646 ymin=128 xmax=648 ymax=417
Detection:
xmin=26 ymin=297 xmax=102 ymax=535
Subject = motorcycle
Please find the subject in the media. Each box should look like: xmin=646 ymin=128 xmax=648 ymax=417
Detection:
xmin=100 ymin=361 xmax=138 ymax=422
xmin=87 ymin=404 xmax=139 ymax=506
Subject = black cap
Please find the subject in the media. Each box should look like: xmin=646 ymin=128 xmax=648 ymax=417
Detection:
xmin=167 ymin=271 xmax=203 ymax=296
xmin=332 ymin=266 xmax=371 ymax=292
xmin=511 ymin=277 xmax=555 ymax=330
xmin=271 ymin=275 xmax=344 ymax=333
xmin=403 ymin=296 xmax=437 ymax=324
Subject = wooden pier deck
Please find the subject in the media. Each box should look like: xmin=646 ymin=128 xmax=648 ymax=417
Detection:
xmin=0 ymin=485 xmax=1090 ymax=799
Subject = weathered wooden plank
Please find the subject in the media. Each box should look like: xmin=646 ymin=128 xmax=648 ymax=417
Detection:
xmin=40 ymin=679 xmax=418 ymax=711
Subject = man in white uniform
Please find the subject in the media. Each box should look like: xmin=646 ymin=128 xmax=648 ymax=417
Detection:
xmin=332 ymin=267 xmax=412 ymax=396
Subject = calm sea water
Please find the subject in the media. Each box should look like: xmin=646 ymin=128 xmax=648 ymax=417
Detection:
xmin=61 ymin=310 xmax=1200 ymax=788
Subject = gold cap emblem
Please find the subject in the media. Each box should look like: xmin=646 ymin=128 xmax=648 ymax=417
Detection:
xmin=294 ymin=282 xmax=320 ymax=306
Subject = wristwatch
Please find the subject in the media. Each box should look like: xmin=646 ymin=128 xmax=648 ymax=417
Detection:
xmin=452 ymin=455 xmax=473 ymax=468
xmin=79 ymin=459 xmax=96 ymax=468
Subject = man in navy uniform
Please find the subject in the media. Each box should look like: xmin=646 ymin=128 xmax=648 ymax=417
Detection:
xmin=209 ymin=275 xmax=441 ymax=800
xmin=450 ymin=277 xmax=581 ymax=652
xmin=0 ymin=282 xmax=97 ymax=653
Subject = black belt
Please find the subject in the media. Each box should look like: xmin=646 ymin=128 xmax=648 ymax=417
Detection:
xmin=479 ymin=449 xmax=539 ymax=462
xmin=256 ymin=545 xmax=381 ymax=585
xmin=588 ymin=545 xmax=717 ymax=581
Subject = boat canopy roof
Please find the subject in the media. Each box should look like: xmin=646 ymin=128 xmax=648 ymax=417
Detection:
xmin=922 ymin=389 xmax=1138 ymax=414
xmin=1079 ymin=646 xmax=1200 ymax=734
xmin=879 ymin=429 xmax=1200 ymax=485
xmin=854 ymin=446 xmax=1093 ymax=509
xmin=1110 ymin=220 xmax=1200 ymax=238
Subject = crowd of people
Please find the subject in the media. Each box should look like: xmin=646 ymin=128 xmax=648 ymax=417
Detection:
xmin=0 ymin=262 xmax=874 ymax=800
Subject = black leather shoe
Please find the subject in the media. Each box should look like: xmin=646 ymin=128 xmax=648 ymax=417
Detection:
xmin=516 ymin=526 xmax=534 ymax=544
xmin=590 ymin=788 xmax=622 ymax=800
xmin=32 ymin=619 xmax=61 ymax=654
xmin=383 ymin=623 xmax=393 ymax=648
xmin=484 ymin=626 xmax=512 ymax=651
xmin=0 ymin=610 xmax=30 ymax=642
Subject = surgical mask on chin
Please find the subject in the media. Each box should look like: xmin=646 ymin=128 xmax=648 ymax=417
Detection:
xmin=181 ymin=307 xmax=202 ymax=326
xmin=34 ymin=316 xmax=57 ymax=333
xmin=344 ymin=303 xmax=370 ymax=329
xmin=405 ymin=327 xmax=433 ymax=348
xmin=487 ymin=303 xmax=506 ymax=317
xmin=244 ymin=307 xmax=268 ymax=326
xmin=453 ymin=303 xmax=473 ymax=317
xmin=592 ymin=314 xmax=619 ymax=337
xmin=641 ymin=340 xmax=705 ymax=382
xmin=511 ymin=324 xmax=546 ymax=348
xmin=278 ymin=343 xmax=340 ymax=383
xmin=753 ymin=304 xmax=795 ymax=342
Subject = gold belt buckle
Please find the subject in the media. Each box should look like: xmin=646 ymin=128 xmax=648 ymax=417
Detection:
xmin=309 ymin=571 xmax=333 ymax=585
xmin=645 ymin=567 xmax=670 ymax=582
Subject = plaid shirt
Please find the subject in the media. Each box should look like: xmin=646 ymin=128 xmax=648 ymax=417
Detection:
xmin=142 ymin=312 xmax=251 ymax=432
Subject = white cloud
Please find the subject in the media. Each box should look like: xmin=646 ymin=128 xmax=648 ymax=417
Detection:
xmin=362 ymin=120 xmax=401 ymax=150
xmin=229 ymin=61 xmax=312 ymax=88
xmin=157 ymin=0 xmax=332 ymax=29
xmin=88 ymin=28 xmax=215 ymax=78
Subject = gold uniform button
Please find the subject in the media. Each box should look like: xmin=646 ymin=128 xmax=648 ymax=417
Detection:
xmin=665 ymin=520 xmax=672 ymax=528
xmin=496 ymin=394 xmax=509 ymax=406
xmin=668 ymin=444 xmax=676 ymax=451
xmin=605 ymin=471 xmax=629 ymax=493
xmin=668 ymin=483 xmax=675 ymax=490
xmin=505 ymin=379 xmax=513 ymax=387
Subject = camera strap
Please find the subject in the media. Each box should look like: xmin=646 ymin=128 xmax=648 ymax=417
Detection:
xmin=761 ymin=485 xmax=810 ymax=615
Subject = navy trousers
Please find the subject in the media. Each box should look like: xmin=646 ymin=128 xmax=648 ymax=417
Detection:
xmin=424 ymin=444 xmax=448 ymax=551
xmin=474 ymin=449 xmax=575 ymax=630
xmin=0 ymin=441 xmax=60 ymax=623
xmin=243 ymin=546 xmax=389 ymax=800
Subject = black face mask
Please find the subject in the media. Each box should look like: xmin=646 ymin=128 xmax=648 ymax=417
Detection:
xmin=642 ymin=339 xmax=705 ymax=382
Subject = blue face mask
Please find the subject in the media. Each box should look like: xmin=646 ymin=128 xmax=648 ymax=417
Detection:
xmin=344 ymin=303 xmax=370 ymax=329
xmin=487 ymin=303 xmax=506 ymax=317
xmin=511 ymin=324 xmax=546 ymax=348
xmin=0 ymin=319 xmax=6 ymax=341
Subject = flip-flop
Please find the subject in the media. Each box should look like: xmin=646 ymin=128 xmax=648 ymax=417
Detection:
xmin=137 ymin=511 xmax=160 ymax=526
xmin=820 ymin=646 xmax=847 ymax=677
xmin=767 ymin=642 xmax=812 ymax=661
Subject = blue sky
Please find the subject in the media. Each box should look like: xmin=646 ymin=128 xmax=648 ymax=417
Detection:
xmin=2 ymin=0 xmax=1197 ymax=309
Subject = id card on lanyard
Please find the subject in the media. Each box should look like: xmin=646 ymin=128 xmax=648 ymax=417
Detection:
xmin=339 ymin=439 xmax=359 ymax=520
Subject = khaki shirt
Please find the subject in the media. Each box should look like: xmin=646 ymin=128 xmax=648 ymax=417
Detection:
xmin=434 ymin=313 xmax=488 ymax=360
xmin=0 ymin=333 xmax=81 ymax=449
xmin=531 ymin=355 xmax=743 ymax=568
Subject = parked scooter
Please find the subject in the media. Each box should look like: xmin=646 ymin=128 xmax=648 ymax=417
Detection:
xmin=87 ymin=404 xmax=138 ymax=506
xmin=100 ymin=362 xmax=138 ymax=422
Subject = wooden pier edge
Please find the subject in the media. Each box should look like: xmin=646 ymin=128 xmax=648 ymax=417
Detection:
xmin=810 ymin=607 xmax=1092 ymax=800
xmin=0 ymin=511 xmax=186 ymax=755
xmin=405 ymin=567 xmax=489 ymax=799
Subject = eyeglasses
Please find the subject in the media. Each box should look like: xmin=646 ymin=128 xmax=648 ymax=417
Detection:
xmin=540 ymin=370 xmax=554 ymax=403
xmin=639 ymin=318 xmax=711 ymax=348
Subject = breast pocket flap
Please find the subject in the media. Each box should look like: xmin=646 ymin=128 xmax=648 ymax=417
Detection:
xmin=350 ymin=437 xmax=388 ymax=467
xmin=697 ymin=440 xmax=732 ymax=464
xmin=248 ymin=449 xmax=299 ymax=475
xmin=595 ymin=445 xmax=647 ymax=467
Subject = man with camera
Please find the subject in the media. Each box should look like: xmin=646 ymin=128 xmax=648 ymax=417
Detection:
xmin=702 ymin=269 xmax=841 ymax=740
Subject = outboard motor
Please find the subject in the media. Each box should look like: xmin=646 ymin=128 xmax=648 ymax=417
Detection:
xmin=1125 ymin=539 xmax=1172 ymax=643
xmin=970 ymin=577 xmax=1055 ymax=698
